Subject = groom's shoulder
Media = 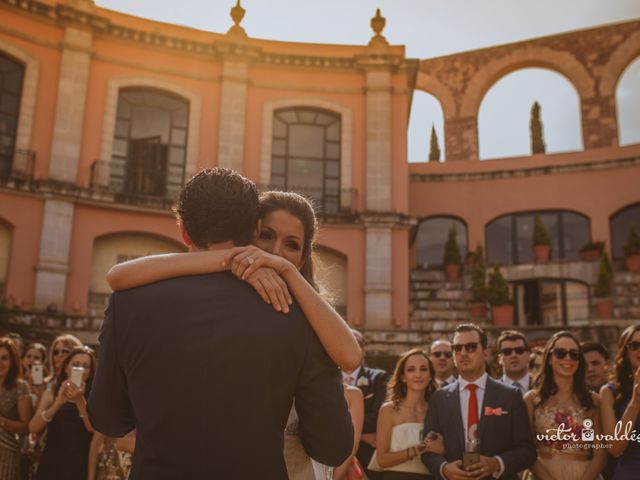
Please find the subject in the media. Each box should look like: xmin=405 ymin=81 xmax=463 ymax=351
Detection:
xmin=115 ymin=271 xmax=242 ymax=299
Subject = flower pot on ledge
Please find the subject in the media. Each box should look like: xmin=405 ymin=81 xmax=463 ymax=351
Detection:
xmin=471 ymin=302 xmax=488 ymax=319
xmin=625 ymin=253 xmax=640 ymax=273
xmin=595 ymin=299 xmax=613 ymax=318
xmin=581 ymin=249 xmax=602 ymax=262
xmin=533 ymin=245 xmax=550 ymax=263
xmin=491 ymin=304 xmax=514 ymax=326
xmin=445 ymin=263 xmax=461 ymax=282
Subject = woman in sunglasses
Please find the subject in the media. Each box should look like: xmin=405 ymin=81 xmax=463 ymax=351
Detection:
xmin=45 ymin=335 xmax=82 ymax=386
xmin=599 ymin=324 xmax=640 ymax=479
xmin=523 ymin=331 xmax=606 ymax=480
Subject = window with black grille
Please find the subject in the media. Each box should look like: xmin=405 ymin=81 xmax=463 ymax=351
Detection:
xmin=0 ymin=53 xmax=24 ymax=179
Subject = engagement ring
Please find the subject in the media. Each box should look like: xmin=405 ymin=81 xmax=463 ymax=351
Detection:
xmin=246 ymin=256 xmax=255 ymax=265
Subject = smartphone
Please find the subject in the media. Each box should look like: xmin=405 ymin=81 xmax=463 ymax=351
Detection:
xmin=70 ymin=366 xmax=84 ymax=387
xmin=31 ymin=364 xmax=44 ymax=385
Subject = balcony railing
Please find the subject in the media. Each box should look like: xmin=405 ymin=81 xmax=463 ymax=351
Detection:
xmin=258 ymin=184 xmax=358 ymax=215
xmin=89 ymin=159 xmax=180 ymax=210
xmin=0 ymin=148 xmax=36 ymax=186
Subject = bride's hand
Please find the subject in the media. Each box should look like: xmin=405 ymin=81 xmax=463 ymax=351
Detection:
xmin=223 ymin=246 xmax=294 ymax=279
xmin=423 ymin=432 xmax=445 ymax=456
xmin=244 ymin=267 xmax=292 ymax=313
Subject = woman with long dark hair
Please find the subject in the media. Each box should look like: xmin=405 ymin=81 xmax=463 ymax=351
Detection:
xmin=0 ymin=337 xmax=32 ymax=480
xmin=106 ymin=190 xmax=362 ymax=480
xmin=600 ymin=324 xmax=640 ymax=479
xmin=368 ymin=349 xmax=442 ymax=479
xmin=523 ymin=331 xmax=606 ymax=480
xmin=29 ymin=346 xmax=96 ymax=480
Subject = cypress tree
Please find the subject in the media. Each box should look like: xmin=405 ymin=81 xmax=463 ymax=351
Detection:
xmin=428 ymin=124 xmax=441 ymax=162
xmin=530 ymin=101 xmax=546 ymax=154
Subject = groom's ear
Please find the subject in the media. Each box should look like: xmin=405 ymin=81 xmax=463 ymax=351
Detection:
xmin=178 ymin=221 xmax=193 ymax=247
xmin=250 ymin=219 xmax=262 ymax=243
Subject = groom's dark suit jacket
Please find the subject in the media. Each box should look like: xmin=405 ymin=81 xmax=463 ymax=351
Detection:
xmin=88 ymin=272 xmax=353 ymax=480
xmin=421 ymin=376 xmax=536 ymax=480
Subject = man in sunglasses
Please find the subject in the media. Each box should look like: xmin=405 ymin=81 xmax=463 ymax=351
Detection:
xmin=430 ymin=339 xmax=456 ymax=387
xmin=422 ymin=323 xmax=536 ymax=480
xmin=497 ymin=331 xmax=531 ymax=396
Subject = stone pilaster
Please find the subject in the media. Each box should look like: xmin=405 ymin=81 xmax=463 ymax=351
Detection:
xmin=33 ymin=200 xmax=74 ymax=309
xmin=364 ymin=222 xmax=393 ymax=328
xmin=217 ymin=58 xmax=249 ymax=172
xmin=48 ymin=26 xmax=92 ymax=182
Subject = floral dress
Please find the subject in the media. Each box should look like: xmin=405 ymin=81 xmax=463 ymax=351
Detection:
xmin=0 ymin=380 xmax=30 ymax=480
xmin=532 ymin=405 xmax=593 ymax=480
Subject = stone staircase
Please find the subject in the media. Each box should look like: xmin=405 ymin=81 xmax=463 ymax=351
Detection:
xmin=409 ymin=269 xmax=485 ymax=332
xmin=612 ymin=271 xmax=640 ymax=319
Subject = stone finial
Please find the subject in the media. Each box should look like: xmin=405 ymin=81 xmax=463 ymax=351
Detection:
xmin=227 ymin=0 xmax=248 ymax=39
xmin=368 ymin=8 xmax=389 ymax=48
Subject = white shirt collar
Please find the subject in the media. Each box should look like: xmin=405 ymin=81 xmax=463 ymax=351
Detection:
xmin=342 ymin=366 xmax=362 ymax=385
xmin=458 ymin=372 xmax=488 ymax=391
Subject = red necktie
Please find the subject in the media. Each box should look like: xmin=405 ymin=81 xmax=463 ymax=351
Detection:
xmin=466 ymin=384 xmax=479 ymax=442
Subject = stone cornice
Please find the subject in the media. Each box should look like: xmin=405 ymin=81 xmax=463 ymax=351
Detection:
xmin=0 ymin=0 xmax=409 ymax=71
xmin=410 ymin=156 xmax=640 ymax=183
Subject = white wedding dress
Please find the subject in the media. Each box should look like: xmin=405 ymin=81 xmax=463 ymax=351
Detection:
xmin=284 ymin=405 xmax=334 ymax=480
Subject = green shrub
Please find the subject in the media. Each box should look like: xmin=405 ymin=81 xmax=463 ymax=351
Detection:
xmin=471 ymin=244 xmax=487 ymax=303
xmin=443 ymin=225 xmax=462 ymax=265
xmin=594 ymin=252 xmax=613 ymax=298
xmin=487 ymin=265 xmax=511 ymax=306
xmin=533 ymin=215 xmax=550 ymax=246
xmin=624 ymin=222 xmax=640 ymax=256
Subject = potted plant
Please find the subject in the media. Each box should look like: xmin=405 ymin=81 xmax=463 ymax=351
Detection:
xmin=443 ymin=225 xmax=462 ymax=281
xmin=624 ymin=222 xmax=640 ymax=273
xmin=470 ymin=244 xmax=487 ymax=319
xmin=533 ymin=215 xmax=551 ymax=263
xmin=594 ymin=252 xmax=614 ymax=318
xmin=487 ymin=265 xmax=513 ymax=325
xmin=579 ymin=241 xmax=605 ymax=262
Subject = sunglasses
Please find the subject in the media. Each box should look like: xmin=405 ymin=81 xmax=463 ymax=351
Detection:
xmin=626 ymin=341 xmax=640 ymax=352
xmin=452 ymin=342 xmax=479 ymax=353
xmin=53 ymin=348 xmax=70 ymax=357
xmin=552 ymin=348 xmax=580 ymax=361
xmin=431 ymin=351 xmax=453 ymax=359
xmin=500 ymin=347 xmax=527 ymax=356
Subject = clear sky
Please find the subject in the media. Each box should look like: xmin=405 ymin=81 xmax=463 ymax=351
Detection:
xmin=97 ymin=0 xmax=640 ymax=161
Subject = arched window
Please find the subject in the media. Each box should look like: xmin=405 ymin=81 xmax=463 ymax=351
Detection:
xmin=88 ymin=233 xmax=185 ymax=315
xmin=409 ymin=91 xmax=445 ymax=162
xmin=478 ymin=68 xmax=582 ymax=159
xmin=270 ymin=108 xmax=341 ymax=213
xmin=0 ymin=53 xmax=24 ymax=179
xmin=110 ymin=88 xmax=189 ymax=200
xmin=616 ymin=57 xmax=640 ymax=146
xmin=486 ymin=211 xmax=590 ymax=265
xmin=611 ymin=203 xmax=640 ymax=260
xmin=415 ymin=216 xmax=467 ymax=267
xmin=0 ymin=222 xmax=11 ymax=296
xmin=514 ymin=278 xmax=589 ymax=326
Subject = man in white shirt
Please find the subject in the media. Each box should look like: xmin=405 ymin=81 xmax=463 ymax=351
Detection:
xmin=422 ymin=324 xmax=536 ymax=480
xmin=497 ymin=330 xmax=531 ymax=396
xmin=430 ymin=339 xmax=457 ymax=387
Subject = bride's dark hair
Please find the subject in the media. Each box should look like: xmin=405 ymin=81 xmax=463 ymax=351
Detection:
xmin=259 ymin=191 xmax=319 ymax=291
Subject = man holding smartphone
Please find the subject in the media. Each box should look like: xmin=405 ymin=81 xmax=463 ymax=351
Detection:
xmin=88 ymin=168 xmax=353 ymax=480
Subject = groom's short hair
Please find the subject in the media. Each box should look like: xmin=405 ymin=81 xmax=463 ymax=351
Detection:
xmin=175 ymin=168 xmax=259 ymax=248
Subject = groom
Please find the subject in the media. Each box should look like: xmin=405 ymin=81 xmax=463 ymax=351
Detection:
xmin=422 ymin=324 xmax=536 ymax=480
xmin=88 ymin=168 xmax=353 ymax=479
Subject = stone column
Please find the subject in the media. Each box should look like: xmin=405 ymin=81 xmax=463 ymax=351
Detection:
xmin=33 ymin=200 xmax=74 ymax=309
xmin=48 ymin=26 xmax=92 ymax=182
xmin=363 ymin=216 xmax=393 ymax=328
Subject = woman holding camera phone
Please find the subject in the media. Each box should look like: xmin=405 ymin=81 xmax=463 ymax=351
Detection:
xmin=0 ymin=337 xmax=33 ymax=480
xmin=107 ymin=191 xmax=362 ymax=479
xmin=523 ymin=331 xmax=605 ymax=480
xmin=30 ymin=346 xmax=96 ymax=480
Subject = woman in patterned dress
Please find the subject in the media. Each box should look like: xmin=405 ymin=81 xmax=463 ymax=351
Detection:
xmin=524 ymin=331 xmax=606 ymax=480
xmin=0 ymin=336 xmax=33 ymax=480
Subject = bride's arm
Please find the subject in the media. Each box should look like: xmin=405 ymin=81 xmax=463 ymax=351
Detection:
xmin=106 ymin=251 xmax=228 ymax=291
xmin=227 ymin=246 xmax=362 ymax=372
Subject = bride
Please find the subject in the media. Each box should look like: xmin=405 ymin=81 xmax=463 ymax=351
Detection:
xmin=107 ymin=190 xmax=362 ymax=479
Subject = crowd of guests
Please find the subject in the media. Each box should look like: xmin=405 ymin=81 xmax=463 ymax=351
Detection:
xmin=338 ymin=324 xmax=640 ymax=480
xmin=0 ymin=323 xmax=638 ymax=480
xmin=0 ymin=333 xmax=133 ymax=480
